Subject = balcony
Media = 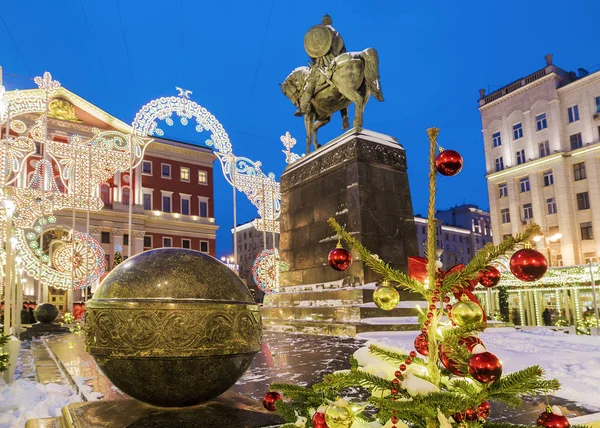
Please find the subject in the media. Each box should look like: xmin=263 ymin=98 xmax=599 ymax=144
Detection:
xmin=146 ymin=209 xmax=216 ymax=225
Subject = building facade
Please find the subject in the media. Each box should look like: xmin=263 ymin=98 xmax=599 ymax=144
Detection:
xmin=3 ymin=87 xmax=218 ymax=311
xmin=480 ymin=54 xmax=600 ymax=266
xmin=414 ymin=205 xmax=492 ymax=268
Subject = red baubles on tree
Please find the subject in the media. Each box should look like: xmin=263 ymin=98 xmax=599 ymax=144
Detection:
xmin=510 ymin=248 xmax=548 ymax=282
xmin=435 ymin=149 xmax=463 ymax=176
xmin=262 ymin=391 xmax=281 ymax=411
xmin=468 ymin=344 xmax=502 ymax=383
xmin=536 ymin=406 xmax=570 ymax=428
xmin=459 ymin=336 xmax=483 ymax=352
xmin=477 ymin=266 xmax=501 ymax=288
xmin=312 ymin=406 xmax=329 ymax=428
xmin=414 ymin=333 xmax=429 ymax=356
xmin=328 ymin=241 xmax=352 ymax=272
xmin=477 ymin=401 xmax=491 ymax=419
xmin=439 ymin=343 xmax=467 ymax=376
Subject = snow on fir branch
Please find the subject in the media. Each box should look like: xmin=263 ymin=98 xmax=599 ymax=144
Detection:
xmin=368 ymin=344 xmax=427 ymax=366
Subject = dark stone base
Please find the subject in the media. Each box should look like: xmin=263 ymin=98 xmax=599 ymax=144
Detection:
xmin=26 ymin=392 xmax=285 ymax=428
xmin=279 ymin=128 xmax=419 ymax=288
xmin=19 ymin=323 xmax=70 ymax=341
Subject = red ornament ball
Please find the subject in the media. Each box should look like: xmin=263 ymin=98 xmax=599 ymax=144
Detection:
xmin=468 ymin=347 xmax=502 ymax=383
xmin=510 ymin=249 xmax=548 ymax=282
xmin=459 ymin=336 xmax=483 ymax=352
xmin=536 ymin=409 xmax=570 ymax=428
xmin=414 ymin=333 xmax=429 ymax=356
xmin=477 ymin=266 xmax=501 ymax=288
xmin=439 ymin=344 xmax=467 ymax=376
xmin=312 ymin=411 xmax=328 ymax=428
xmin=262 ymin=391 xmax=281 ymax=411
xmin=328 ymin=247 xmax=352 ymax=271
xmin=435 ymin=149 xmax=463 ymax=176
xmin=477 ymin=401 xmax=491 ymax=419
xmin=453 ymin=408 xmax=477 ymax=423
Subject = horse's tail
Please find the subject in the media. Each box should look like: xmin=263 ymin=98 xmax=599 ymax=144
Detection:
xmin=362 ymin=48 xmax=384 ymax=102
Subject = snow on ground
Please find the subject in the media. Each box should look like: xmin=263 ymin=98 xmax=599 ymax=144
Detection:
xmin=356 ymin=327 xmax=600 ymax=410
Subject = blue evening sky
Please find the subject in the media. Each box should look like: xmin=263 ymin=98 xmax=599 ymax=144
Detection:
xmin=1 ymin=0 xmax=598 ymax=258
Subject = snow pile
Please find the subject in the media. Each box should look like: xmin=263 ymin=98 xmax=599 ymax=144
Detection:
xmin=0 ymin=379 xmax=80 ymax=428
xmin=357 ymin=327 xmax=600 ymax=410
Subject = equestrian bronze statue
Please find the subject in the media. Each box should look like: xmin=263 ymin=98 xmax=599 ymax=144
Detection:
xmin=281 ymin=14 xmax=384 ymax=154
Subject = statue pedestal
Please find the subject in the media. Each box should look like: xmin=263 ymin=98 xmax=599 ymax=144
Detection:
xmin=19 ymin=323 xmax=70 ymax=341
xmin=279 ymin=128 xmax=418 ymax=287
xmin=264 ymin=129 xmax=421 ymax=336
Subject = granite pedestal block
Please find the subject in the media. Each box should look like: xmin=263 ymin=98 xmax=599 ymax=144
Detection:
xmin=279 ymin=128 xmax=419 ymax=290
xmin=19 ymin=322 xmax=70 ymax=341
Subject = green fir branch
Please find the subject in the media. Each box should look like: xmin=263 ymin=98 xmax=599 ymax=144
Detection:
xmin=485 ymin=423 xmax=590 ymax=428
xmin=369 ymin=344 xmax=426 ymax=366
xmin=328 ymin=218 xmax=426 ymax=295
xmin=488 ymin=366 xmax=560 ymax=398
xmin=320 ymin=370 xmax=399 ymax=395
xmin=275 ymin=400 xmax=304 ymax=424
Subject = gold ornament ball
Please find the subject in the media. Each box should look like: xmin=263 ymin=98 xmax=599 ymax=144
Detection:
xmin=325 ymin=401 xmax=354 ymax=428
xmin=373 ymin=284 xmax=400 ymax=311
xmin=451 ymin=296 xmax=483 ymax=327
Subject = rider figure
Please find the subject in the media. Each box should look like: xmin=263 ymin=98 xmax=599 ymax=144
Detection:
xmin=295 ymin=14 xmax=346 ymax=117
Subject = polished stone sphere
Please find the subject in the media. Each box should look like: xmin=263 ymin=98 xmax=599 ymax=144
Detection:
xmin=34 ymin=303 xmax=59 ymax=323
xmin=84 ymin=248 xmax=262 ymax=407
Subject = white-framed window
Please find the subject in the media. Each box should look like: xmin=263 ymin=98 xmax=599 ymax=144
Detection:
xmin=546 ymin=198 xmax=557 ymax=215
xmin=100 ymin=184 xmax=111 ymax=205
xmin=180 ymin=167 xmax=190 ymax=182
xmin=161 ymin=163 xmax=171 ymax=178
xmin=501 ymin=208 xmax=511 ymax=224
xmin=543 ymin=170 xmax=554 ymax=187
xmin=498 ymin=183 xmax=508 ymax=198
xmin=198 ymin=170 xmax=208 ymax=185
xmin=142 ymin=189 xmax=153 ymax=210
xmin=522 ymin=203 xmax=533 ymax=220
xmin=199 ymin=197 xmax=209 ymax=218
xmin=570 ymin=133 xmax=583 ymax=150
xmin=161 ymin=191 xmax=173 ymax=213
xmin=539 ymin=141 xmax=550 ymax=157
xmin=577 ymin=192 xmax=590 ymax=210
xmin=568 ymin=105 xmax=580 ymax=123
xmin=180 ymin=194 xmax=191 ymax=215
xmin=581 ymin=222 xmax=593 ymax=240
xmin=513 ymin=123 xmax=523 ymax=140
xmin=182 ymin=239 xmax=191 ymax=249
xmin=519 ymin=176 xmax=530 ymax=193
xmin=142 ymin=160 xmax=152 ymax=175
xmin=536 ymin=113 xmax=547 ymax=131
xmin=143 ymin=235 xmax=153 ymax=248
xmin=200 ymin=240 xmax=209 ymax=253
xmin=122 ymin=186 xmax=130 ymax=206
xmin=495 ymin=157 xmax=504 ymax=172
xmin=163 ymin=237 xmax=173 ymax=247
xmin=492 ymin=132 xmax=502 ymax=147
xmin=516 ymin=149 xmax=526 ymax=165
xmin=573 ymin=162 xmax=586 ymax=181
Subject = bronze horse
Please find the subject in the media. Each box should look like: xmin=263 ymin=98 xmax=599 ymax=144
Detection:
xmin=281 ymin=48 xmax=384 ymax=154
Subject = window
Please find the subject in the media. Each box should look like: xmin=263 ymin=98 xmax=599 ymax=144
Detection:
xmin=543 ymin=170 xmax=554 ymax=186
xmin=100 ymin=185 xmax=110 ymax=205
xmin=516 ymin=149 xmax=526 ymax=165
xmin=200 ymin=241 xmax=209 ymax=253
xmin=162 ymin=194 xmax=172 ymax=213
xmin=492 ymin=132 xmax=502 ymax=147
xmin=421 ymin=226 xmax=426 ymax=234
xmin=536 ymin=113 xmax=547 ymax=131
xmin=501 ymin=208 xmax=511 ymax=224
xmin=198 ymin=170 xmax=208 ymax=184
xmin=101 ymin=231 xmax=110 ymax=244
xmin=570 ymin=133 xmax=583 ymax=150
xmin=581 ymin=222 xmax=593 ymax=240
xmin=596 ymin=96 xmax=600 ymax=113
xmin=182 ymin=239 xmax=191 ymax=249
xmin=123 ymin=234 xmax=129 ymax=246
xmin=503 ymin=234 xmax=512 ymax=241
xmin=568 ymin=105 xmax=580 ymax=123
xmin=163 ymin=237 xmax=173 ymax=247
xmin=546 ymin=198 xmax=557 ymax=215
xmin=181 ymin=195 xmax=190 ymax=215
xmin=180 ymin=167 xmax=190 ymax=182
xmin=143 ymin=193 xmax=152 ymax=210
xmin=539 ymin=141 xmax=550 ymax=157
xmin=161 ymin=163 xmax=171 ymax=178
xmin=495 ymin=157 xmax=504 ymax=172
xmin=519 ymin=177 xmax=530 ymax=192
xmin=199 ymin=199 xmax=208 ymax=218
xmin=513 ymin=123 xmax=523 ymax=140
xmin=122 ymin=187 xmax=130 ymax=206
xmin=104 ymin=254 xmax=110 ymax=270
xmin=142 ymin=161 xmax=152 ymax=175
xmin=498 ymin=183 xmax=508 ymax=198
xmin=522 ymin=203 xmax=533 ymax=220
xmin=573 ymin=162 xmax=586 ymax=181
xmin=577 ymin=192 xmax=590 ymax=210
xmin=584 ymin=252 xmax=597 ymax=264
xmin=143 ymin=235 xmax=152 ymax=248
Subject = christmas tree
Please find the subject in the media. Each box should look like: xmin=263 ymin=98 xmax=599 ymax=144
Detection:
xmin=264 ymin=129 xmax=582 ymax=428
xmin=0 ymin=331 xmax=9 ymax=372
xmin=113 ymin=251 xmax=123 ymax=269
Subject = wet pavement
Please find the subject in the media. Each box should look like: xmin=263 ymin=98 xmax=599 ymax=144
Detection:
xmin=37 ymin=332 xmax=596 ymax=425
